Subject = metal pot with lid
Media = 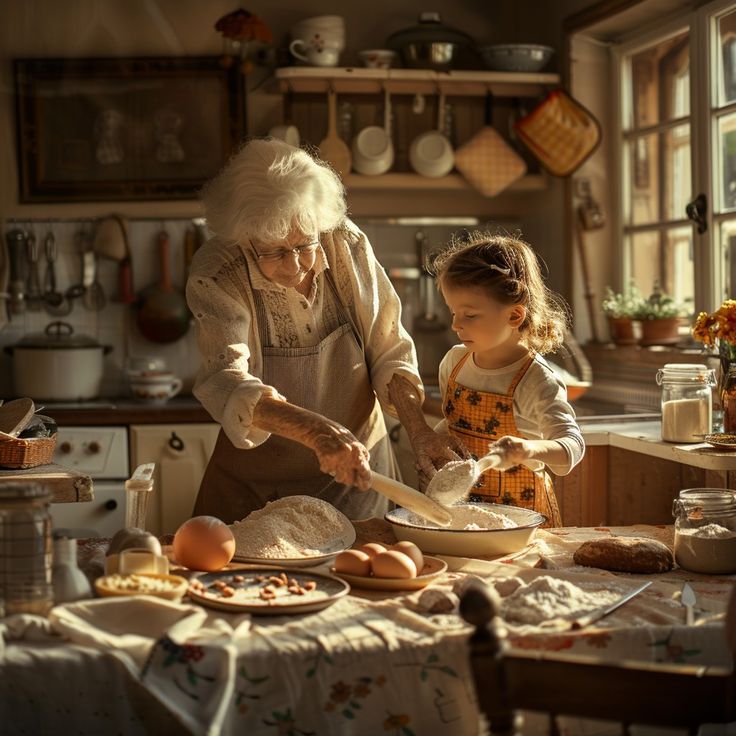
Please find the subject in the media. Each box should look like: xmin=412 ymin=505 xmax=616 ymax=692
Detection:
xmin=386 ymin=12 xmax=475 ymax=70
xmin=5 ymin=321 xmax=113 ymax=401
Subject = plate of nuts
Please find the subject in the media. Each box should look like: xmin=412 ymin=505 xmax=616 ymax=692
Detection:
xmin=186 ymin=568 xmax=350 ymax=615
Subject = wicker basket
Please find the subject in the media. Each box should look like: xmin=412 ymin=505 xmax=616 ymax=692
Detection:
xmin=0 ymin=434 xmax=57 ymax=469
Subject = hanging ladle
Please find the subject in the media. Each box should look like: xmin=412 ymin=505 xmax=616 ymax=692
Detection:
xmin=43 ymin=230 xmax=71 ymax=316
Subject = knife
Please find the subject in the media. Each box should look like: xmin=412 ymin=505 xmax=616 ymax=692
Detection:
xmin=570 ymin=580 xmax=652 ymax=630
xmin=681 ymin=582 xmax=696 ymax=626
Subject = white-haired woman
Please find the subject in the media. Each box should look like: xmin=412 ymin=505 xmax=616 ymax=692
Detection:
xmin=187 ymin=139 xmax=461 ymax=523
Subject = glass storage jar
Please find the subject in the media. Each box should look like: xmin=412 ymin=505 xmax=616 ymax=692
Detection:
xmin=672 ymin=488 xmax=736 ymax=574
xmin=0 ymin=483 xmax=53 ymax=616
xmin=656 ymin=363 xmax=716 ymax=443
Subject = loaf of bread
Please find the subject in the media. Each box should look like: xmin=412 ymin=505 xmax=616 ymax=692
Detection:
xmin=573 ymin=536 xmax=674 ymax=574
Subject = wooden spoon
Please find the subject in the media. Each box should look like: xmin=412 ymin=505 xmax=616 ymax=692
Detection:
xmin=370 ymin=471 xmax=452 ymax=527
xmin=318 ymin=88 xmax=351 ymax=176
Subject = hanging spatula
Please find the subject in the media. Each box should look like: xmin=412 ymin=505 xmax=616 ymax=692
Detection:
xmin=318 ymin=87 xmax=351 ymax=176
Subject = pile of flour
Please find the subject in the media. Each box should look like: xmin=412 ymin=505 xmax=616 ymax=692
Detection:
xmin=677 ymin=523 xmax=736 ymax=538
xmin=231 ymin=496 xmax=347 ymax=558
xmin=404 ymin=503 xmax=518 ymax=531
xmin=501 ymin=576 xmax=623 ymax=626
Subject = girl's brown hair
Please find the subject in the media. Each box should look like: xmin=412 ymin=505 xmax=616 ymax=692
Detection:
xmin=429 ymin=231 xmax=569 ymax=354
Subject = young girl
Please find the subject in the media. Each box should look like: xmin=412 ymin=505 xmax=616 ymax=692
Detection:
xmin=392 ymin=232 xmax=584 ymax=527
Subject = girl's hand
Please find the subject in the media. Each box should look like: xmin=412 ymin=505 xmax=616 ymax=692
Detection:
xmin=488 ymin=435 xmax=533 ymax=470
xmin=310 ymin=421 xmax=372 ymax=491
xmin=412 ymin=430 xmax=471 ymax=485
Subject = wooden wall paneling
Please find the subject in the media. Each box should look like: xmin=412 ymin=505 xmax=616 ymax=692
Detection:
xmin=555 ymin=445 xmax=608 ymax=527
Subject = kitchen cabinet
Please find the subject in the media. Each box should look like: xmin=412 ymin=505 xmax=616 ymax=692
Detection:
xmin=129 ymin=423 xmax=220 ymax=536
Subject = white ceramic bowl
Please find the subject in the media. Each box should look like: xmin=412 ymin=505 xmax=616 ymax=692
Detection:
xmin=351 ymin=126 xmax=394 ymax=175
xmin=358 ymin=49 xmax=397 ymax=69
xmin=409 ymin=131 xmax=454 ymax=177
xmin=385 ymin=503 xmax=546 ymax=557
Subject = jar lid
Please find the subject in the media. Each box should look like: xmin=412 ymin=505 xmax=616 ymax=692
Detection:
xmin=0 ymin=483 xmax=52 ymax=502
xmin=656 ymin=363 xmax=716 ymax=385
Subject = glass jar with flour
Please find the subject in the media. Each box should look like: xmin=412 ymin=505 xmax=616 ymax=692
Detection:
xmin=656 ymin=363 xmax=716 ymax=443
xmin=673 ymin=488 xmax=736 ymax=573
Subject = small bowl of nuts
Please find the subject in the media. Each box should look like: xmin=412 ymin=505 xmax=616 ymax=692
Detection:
xmin=94 ymin=573 xmax=189 ymax=602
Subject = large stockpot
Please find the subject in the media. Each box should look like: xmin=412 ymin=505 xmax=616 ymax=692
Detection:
xmin=4 ymin=321 xmax=113 ymax=401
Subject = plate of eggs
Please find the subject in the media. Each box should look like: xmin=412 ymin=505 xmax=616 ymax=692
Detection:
xmin=331 ymin=540 xmax=447 ymax=591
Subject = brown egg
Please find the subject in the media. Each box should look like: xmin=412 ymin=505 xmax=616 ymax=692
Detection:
xmin=371 ymin=550 xmax=417 ymax=579
xmin=334 ymin=549 xmax=372 ymax=577
xmin=391 ymin=541 xmax=424 ymax=573
xmin=173 ymin=516 xmax=235 ymax=572
xmin=358 ymin=542 xmax=387 ymax=559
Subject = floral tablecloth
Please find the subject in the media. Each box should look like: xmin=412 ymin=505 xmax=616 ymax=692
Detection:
xmin=1 ymin=523 xmax=733 ymax=736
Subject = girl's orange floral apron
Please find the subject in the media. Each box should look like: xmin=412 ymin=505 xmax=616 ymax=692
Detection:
xmin=443 ymin=351 xmax=562 ymax=527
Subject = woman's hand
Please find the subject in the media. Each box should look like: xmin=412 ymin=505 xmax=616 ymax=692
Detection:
xmin=412 ymin=430 xmax=471 ymax=488
xmin=310 ymin=420 xmax=373 ymax=491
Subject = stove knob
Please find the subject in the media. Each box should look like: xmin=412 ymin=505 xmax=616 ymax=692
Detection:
xmin=59 ymin=441 xmax=72 ymax=454
xmin=87 ymin=441 xmax=101 ymax=455
xmin=104 ymin=499 xmax=118 ymax=511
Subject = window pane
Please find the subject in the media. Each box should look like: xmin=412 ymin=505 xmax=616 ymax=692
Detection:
xmin=628 ymin=126 xmax=690 ymax=225
xmin=629 ymin=133 xmax=659 ymax=224
xmin=717 ymin=110 xmax=736 ymax=212
xmin=717 ymin=8 xmax=736 ymax=107
xmin=629 ymin=31 xmax=689 ymax=130
xmin=720 ymin=218 xmax=736 ymax=301
xmin=629 ymin=227 xmax=694 ymax=309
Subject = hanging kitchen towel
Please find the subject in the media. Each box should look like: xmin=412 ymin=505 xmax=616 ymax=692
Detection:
xmin=454 ymin=126 xmax=527 ymax=197
xmin=514 ymin=89 xmax=601 ymax=177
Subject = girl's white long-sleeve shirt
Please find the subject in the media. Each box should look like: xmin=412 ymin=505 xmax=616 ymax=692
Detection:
xmin=436 ymin=345 xmax=585 ymax=476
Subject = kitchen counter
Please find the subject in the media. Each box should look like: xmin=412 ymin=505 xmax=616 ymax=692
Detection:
xmin=0 ymin=463 xmax=93 ymax=503
xmin=577 ymin=416 xmax=736 ymax=471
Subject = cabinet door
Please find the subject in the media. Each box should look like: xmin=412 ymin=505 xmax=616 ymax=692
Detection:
xmin=129 ymin=424 xmax=220 ymax=536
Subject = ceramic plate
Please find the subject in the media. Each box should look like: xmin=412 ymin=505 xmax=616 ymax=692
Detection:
xmin=187 ymin=568 xmax=349 ymax=615
xmin=704 ymin=433 xmax=736 ymax=451
xmin=331 ymin=555 xmax=448 ymax=591
xmin=231 ymin=513 xmax=356 ymax=568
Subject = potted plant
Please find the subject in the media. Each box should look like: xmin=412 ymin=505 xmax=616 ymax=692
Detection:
xmin=601 ymin=284 xmax=644 ymax=345
xmin=634 ymin=285 xmax=685 ymax=346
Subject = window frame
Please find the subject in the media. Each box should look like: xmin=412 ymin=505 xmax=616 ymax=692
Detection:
xmin=610 ymin=0 xmax=736 ymax=314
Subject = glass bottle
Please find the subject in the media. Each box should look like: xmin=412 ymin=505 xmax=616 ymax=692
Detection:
xmin=672 ymin=488 xmax=736 ymax=573
xmin=721 ymin=364 xmax=736 ymax=433
xmin=655 ymin=363 xmax=716 ymax=442
xmin=0 ymin=483 xmax=53 ymax=616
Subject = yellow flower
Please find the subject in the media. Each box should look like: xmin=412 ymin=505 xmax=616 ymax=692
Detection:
xmin=691 ymin=301 xmax=736 ymax=347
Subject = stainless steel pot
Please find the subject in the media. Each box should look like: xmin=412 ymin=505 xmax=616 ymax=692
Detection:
xmin=4 ymin=321 xmax=113 ymax=401
xmin=386 ymin=12 xmax=474 ymax=70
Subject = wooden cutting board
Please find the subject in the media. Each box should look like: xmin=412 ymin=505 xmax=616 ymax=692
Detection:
xmin=0 ymin=398 xmax=34 ymax=438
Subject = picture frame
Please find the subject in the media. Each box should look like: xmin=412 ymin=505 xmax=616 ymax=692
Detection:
xmin=14 ymin=56 xmax=245 ymax=202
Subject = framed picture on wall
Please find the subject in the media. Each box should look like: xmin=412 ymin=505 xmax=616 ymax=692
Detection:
xmin=14 ymin=56 xmax=245 ymax=202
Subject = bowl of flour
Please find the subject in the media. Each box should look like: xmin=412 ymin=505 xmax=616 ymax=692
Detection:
xmin=385 ymin=502 xmax=546 ymax=557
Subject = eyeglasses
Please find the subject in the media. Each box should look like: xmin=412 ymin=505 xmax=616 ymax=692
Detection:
xmin=252 ymin=241 xmax=319 ymax=263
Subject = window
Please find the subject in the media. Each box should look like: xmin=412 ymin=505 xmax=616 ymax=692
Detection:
xmin=616 ymin=1 xmax=736 ymax=313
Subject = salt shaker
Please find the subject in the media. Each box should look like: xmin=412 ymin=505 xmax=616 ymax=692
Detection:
xmin=0 ymin=483 xmax=54 ymax=616
xmin=656 ymin=363 xmax=716 ymax=443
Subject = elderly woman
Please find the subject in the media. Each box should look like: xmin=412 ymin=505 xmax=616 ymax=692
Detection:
xmin=187 ymin=139 xmax=460 ymax=523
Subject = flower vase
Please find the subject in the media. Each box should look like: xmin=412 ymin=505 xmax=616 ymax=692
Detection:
xmin=719 ymin=341 xmax=736 ymax=433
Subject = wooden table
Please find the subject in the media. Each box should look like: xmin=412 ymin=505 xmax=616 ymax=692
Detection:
xmin=0 ymin=463 xmax=93 ymax=503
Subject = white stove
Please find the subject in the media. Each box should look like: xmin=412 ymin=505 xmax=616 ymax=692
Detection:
xmin=50 ymin=426 xmax=129 ymax=538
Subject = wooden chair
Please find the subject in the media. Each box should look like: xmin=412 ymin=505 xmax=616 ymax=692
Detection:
xmin=459 ymin=583 xmax=736 ymax=734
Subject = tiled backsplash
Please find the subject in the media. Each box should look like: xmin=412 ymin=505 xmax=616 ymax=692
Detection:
xmin=0 ymin=216 xmax=517 ymax=398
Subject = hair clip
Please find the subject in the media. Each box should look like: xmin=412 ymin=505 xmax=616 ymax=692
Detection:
xmin=489 ymin=264 xmax=512 ymax=276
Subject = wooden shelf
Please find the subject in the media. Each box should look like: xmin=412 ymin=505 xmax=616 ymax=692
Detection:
xmin=275 ymin=67 xmax=559 ymax=97
xmin=344 ymin=173 xmax=546 ymax=192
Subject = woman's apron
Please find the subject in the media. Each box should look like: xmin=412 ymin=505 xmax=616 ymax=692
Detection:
xmin=194 ymin=266 xmax=395 ymax=523
xmin=443 ymin=351 xmax=562 ymax=527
